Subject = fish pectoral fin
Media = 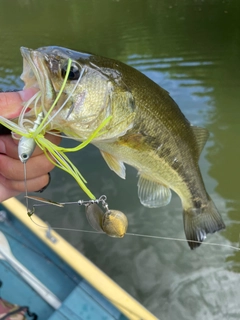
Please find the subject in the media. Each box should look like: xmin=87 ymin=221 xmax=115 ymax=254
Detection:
xmin=192 ymin=126 xmax=209 ymax=158
xmin=137 ymin=174 xmax=172 ymax=208
xmin=100 ymin=150 xmax=126 ymax=179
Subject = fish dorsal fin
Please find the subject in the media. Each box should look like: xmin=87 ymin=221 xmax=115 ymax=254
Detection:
xmin=192 ymin=126 xmax=209 ymax=158
xmin=100 ymin=150 xmax=126 ymax=179
xmin=137 ymin=174 xmax=172 ymax=208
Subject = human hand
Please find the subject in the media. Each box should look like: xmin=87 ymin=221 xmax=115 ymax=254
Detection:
xmin=0 ymin=89 xmax=61 ymax=202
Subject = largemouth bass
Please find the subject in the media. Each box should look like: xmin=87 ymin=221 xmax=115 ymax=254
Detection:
xmin=20 ymin=46 xmax=225 ymax=249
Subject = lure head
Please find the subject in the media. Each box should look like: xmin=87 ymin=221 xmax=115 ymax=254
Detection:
xmin=18 ymin=136 xmax=36 ymax=163
xmin=20 ymin=46 xmax=136 ymax=141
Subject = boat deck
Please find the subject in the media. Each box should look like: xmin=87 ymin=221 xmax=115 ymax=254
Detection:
xmin=0 ymin=205 xmax=127 ymax=319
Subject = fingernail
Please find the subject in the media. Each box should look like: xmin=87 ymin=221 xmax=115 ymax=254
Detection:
xmin=35 ymin=172 xmax=51 ymax=193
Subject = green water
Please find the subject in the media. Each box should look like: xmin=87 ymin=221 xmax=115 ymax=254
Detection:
xmin=0 ymin=0 xmax=240 ymax=319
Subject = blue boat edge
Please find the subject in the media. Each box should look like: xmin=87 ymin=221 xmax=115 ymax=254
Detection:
xmin=1 ymin=197 xmax=158 ymax=320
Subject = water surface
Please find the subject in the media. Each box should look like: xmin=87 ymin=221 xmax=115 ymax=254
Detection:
xmin=0 ymin=1 xmax=240 ymax=319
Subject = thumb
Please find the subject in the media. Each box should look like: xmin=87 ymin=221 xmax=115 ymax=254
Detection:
xmin=0 ymin=88 xmax=37 ymax=119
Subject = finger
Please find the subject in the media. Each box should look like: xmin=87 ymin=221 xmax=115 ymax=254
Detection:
xmin=0 ymin=154 xmax=55 ymax=180
xmin=0 ymin=135 xmax=19 ymax=159
xmin=0 ymin=89 xmax=38 ymax=118
xmin=0 ymin=172 xmax=50 ymax=193
xmin=0 ymin=184 xmax=20 ymax=202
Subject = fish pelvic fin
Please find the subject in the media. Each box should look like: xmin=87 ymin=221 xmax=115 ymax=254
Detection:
xmin=183 ymin=197 xmax=225 ymax=249
xmin=100 ymin=150 xmax=126 ymax=179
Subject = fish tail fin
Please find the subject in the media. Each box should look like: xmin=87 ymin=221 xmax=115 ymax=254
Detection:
xmin=183 ymin=197 xmax=225 ymax=249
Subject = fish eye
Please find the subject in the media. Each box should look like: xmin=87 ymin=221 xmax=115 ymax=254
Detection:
xmin=61 ymin=62 xmax=80 ymax=80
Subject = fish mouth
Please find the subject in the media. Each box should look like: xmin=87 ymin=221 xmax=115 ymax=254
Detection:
xmin=20 ymin=47 xmax=55 ymax=114
xmin=21 ymin=47 xmax=41 ymax=91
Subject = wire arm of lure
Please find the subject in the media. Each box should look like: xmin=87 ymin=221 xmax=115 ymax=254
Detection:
xmin=25 ymin=195 xmax=109 ymax=208
xmin=26 ymin=195 xmax=128 ymax=238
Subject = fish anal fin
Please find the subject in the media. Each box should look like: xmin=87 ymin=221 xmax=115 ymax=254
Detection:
xmin=183 ymin=197 xmax=225 ymax=249
xmin=192 ymin=126 xmax=209 ymax=158
xmin=100 ymin=150 xmax=126 ymax=179
xmin=137 ymin=174 xmax=172 ymax=208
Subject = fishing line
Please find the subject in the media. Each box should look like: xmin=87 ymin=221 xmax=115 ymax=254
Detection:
xmin=125 ymin=232 xmax=240 ymax=251
xmin=18 ymin=91 xmax=41 ymax=128
xmin=26 ymin=206 xmax=240 ymax=252
xmin=27 ymin=214 xmax=101 ymax=235
xmin=33 ymin=59 xmax=73 ymax=135
xmin=42 ymin=64 xmax=85 ymax=132
xmin=23 ymin=162 xmax=30 ymax=213
xmin=24 ymin=195 xmax=240 ymax=252
xmin=1 ymin=220 xmax=145 ymax=318
xmin=22 ymin=213 xmax=149 ymax=318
